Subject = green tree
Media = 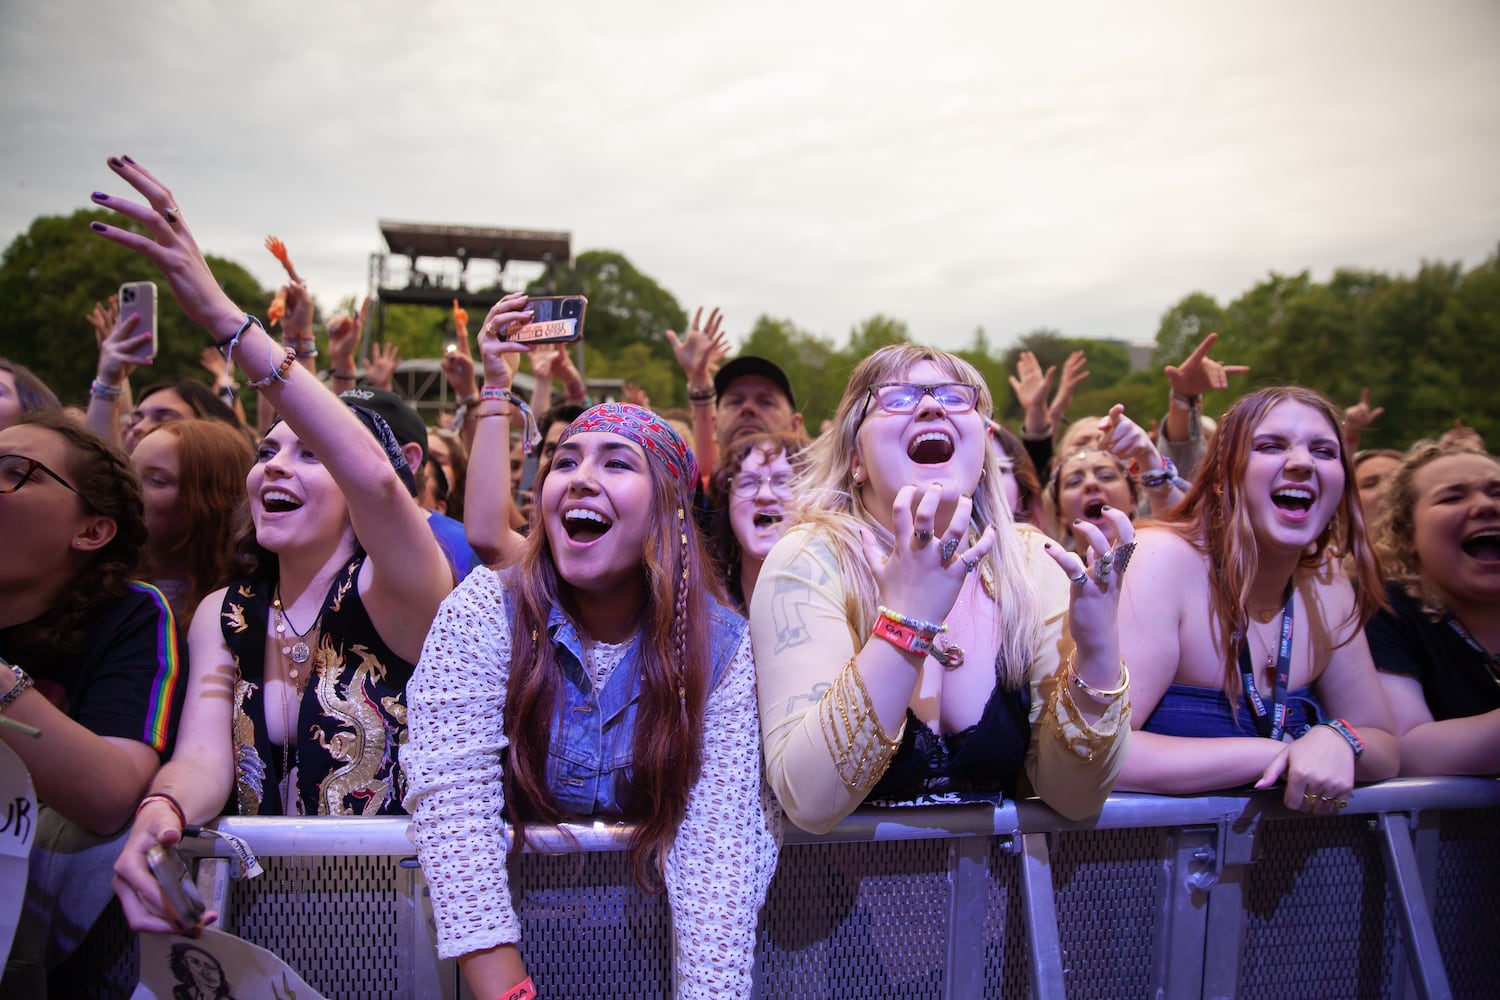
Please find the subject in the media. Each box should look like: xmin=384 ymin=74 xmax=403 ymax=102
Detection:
xmin=739 ymin=315 xmax=842 ymax=428
xmin=0 ymin=208 xmax=269 ymax=405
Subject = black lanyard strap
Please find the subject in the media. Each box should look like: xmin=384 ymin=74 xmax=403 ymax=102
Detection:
xmin=1239 ymin=590 xmax=1295 ymax=740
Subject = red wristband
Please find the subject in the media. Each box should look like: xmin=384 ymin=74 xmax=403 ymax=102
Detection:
xmin=494 ymin=976 xmax=538 ymax=1000
xmin=871 ymin=618 xmax=933 ymax=657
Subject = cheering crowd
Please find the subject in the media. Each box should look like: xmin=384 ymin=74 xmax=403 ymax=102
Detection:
xmin=1 ymin=157 xmax=1495 ymax=998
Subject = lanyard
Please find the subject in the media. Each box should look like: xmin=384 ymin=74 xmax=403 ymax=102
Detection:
xmin=1239 ymin=590 xmax=1295 ymax=740
xmin=1445 ymin=616 xmax=1500 ymax=681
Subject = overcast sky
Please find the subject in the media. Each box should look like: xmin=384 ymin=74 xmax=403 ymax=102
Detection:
xmin=2 ymin=1 xmax=1497 ymax=353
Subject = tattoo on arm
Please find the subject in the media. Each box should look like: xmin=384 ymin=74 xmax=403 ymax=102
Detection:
xmin=785 ymin=681 xmax=830 ymax=718
xmin=771 ymin=571 xmax=814 ymax=653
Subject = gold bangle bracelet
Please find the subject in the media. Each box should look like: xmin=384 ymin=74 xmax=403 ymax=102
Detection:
xmin=1068 ymin=650 xmax=1130 ymax=700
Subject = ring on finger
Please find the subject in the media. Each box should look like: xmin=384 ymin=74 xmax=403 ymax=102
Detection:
xmin=1068 ymin=570 xmax=1088 ymax=587
xmin=961 ymin=555 xmax=979 ymax=574
xmin=1095 ymin=557 xmax=1113 ymax=581
xmin=1302 ymin=791 xmax=1319 ymax=807
xmin=913 ymin=529 xmax=933 ymax=546
xmin=1112 ymin=541 xmax=1137 ymax=579
xmin=940 ymin=537 xmax=960 ymax=562
xmin=160 ymin=205 xmax=180 ymax=225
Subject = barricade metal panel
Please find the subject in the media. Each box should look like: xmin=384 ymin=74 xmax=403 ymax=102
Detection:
xmin=756 ymin=838 xmax=954 ymax=999
xmin=171 ymin=780 xmax=1500 ymax=1000
xmin=1430 ymin=807 xmax=1500 ymax=998
xmin=1237 ymin=815 xmax=1399 ymax=999
xmin=1050 ymin=826 xmax=1165 ymax=999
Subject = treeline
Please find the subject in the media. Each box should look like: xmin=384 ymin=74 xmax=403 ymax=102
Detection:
xmin=2 ymin=208 xmax=1495 ymax=449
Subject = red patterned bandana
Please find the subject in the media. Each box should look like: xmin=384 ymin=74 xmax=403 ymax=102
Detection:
xmin=559 ymin=402 xmax=697 ymax=493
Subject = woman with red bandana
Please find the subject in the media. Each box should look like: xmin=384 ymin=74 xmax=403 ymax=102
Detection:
xmin=404 ymin=380 xmax=777 ymax=999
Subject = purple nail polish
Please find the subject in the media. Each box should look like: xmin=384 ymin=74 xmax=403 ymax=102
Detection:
xmin=122 ymin=154 xmax=137 ymax=165
xmin=91 ymin=191 xmax=107 ymax=201
xmin=107 ymin=157 xmax=122 ymax=169
xmin=89 ymin=221 xmax=106 ymax=232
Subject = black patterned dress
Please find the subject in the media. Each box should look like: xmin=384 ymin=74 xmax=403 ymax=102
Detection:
xmin=219 ymin=554 xmax=412 ymax=816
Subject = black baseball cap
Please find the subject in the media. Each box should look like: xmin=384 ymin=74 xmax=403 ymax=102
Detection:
xmin=338 ymin=386 xmax=428 ymax=470
xmin=713 ymin=356 xmax=796 ymax=409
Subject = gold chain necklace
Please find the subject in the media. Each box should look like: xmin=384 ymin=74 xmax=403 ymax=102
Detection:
xmin=272 ymin=586 xmax=317 ymax=684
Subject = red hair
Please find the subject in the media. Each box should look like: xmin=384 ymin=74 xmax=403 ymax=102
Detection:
xmin=1158 ymin=386 xmax=1384 ymax=694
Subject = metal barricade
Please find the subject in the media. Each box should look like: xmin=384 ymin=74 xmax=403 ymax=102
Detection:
xmin=180 ymin=777 xmax=1499 ymax=1000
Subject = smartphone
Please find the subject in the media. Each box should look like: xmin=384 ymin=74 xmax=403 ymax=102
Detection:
xmin=147 ymin=843 xmax=207 ymax=928
xmin=118 ymin=280 xmax=159 ymax=360
xmin=509 ymin=295 xmax=587 ymax=344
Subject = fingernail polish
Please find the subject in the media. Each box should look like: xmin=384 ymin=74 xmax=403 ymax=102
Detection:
xmin=91 ymin=191 xmax=107 ymax=201
xmin=107 ymin=157 xmax=123 ymax=169
xmin=122 ymin=154 xmax=137 ymax=165
xmin=1101 ymin=505 xmax=1112 ymax=511
xmin=1073 ymin=518 xmax=1082 ymax=525
xmin=89 ymin=221 xmax=106 ymax=232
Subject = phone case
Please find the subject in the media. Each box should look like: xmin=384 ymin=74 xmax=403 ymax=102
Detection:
xmin=118 ymin=280 xmax=159 ymax=359
xmin=510 ymin=295 xmax=587 ymax=344
xmin=147 ymin=843 xmax=207 ymax=926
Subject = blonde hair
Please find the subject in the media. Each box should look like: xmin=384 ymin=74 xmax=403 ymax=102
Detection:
xmin=786 ymin=343 xmax=1043 ymax=688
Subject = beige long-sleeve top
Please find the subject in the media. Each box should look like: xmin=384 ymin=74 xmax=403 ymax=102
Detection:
xmin=752 ymin=522 xmax=1129 ymax=831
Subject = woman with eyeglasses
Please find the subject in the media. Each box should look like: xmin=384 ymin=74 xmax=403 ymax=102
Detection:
xmin=752 ymin=344 xmax=1133 ymax=834
xmin=707 ymin=431 xmax=805 ymax=613
xmin=0 ymin=410 xmax=179 ymax=994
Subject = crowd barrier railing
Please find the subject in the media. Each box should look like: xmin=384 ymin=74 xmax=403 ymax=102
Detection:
xmin=173 ymin=777 xmax=1499 ymax=1000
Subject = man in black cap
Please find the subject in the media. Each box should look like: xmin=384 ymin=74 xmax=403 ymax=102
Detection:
xmin=711 ymin=355 xmax=804 ymax=458
xmin=338 ymin=386 xmax=481 ymax=583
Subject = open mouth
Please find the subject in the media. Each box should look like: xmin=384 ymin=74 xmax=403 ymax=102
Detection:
xmin=908 ymin=431 xmax=955 ymax=465
xmin=1272 ymin=487 xmax=1315 ymax=514
xmin=563 ymin=508 xmax=612 ymax=542
xmin=1461 ymin=529 xmax=1500 ymax=562
xmin=1082 ymin=500 xmax=1105 ymax=520
xmin=753 ymin=511 xmax=784 ymax=530
xmin=262 ymin=489 xmax=303 ymax=514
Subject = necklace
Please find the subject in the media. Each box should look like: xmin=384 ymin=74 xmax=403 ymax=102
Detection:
xmin=273 ymin=586 xmax=317 ymax=683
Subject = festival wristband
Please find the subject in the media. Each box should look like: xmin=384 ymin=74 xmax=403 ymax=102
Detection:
xmin=876 ymin=605 xmax=947 ymax=636
xmin=480 ymin=385 xmax=513 ymax=402
xmin=1317 ymin=718 xmax=1365 ymax=758
xmin=871 ymin=618 xmax=936 ymax=658
xmin=494 ymin=977 xmax=538 ymax=1000
xmin=0 ymin=662 xmax=33 ymax=713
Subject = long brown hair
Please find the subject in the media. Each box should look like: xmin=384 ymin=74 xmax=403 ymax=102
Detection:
xmin=140 ymin=421 xmax=253 ymax=628
xmin=6 ymin=411 xmax=147 ymax=663
xmin=1158 ymin=386 xmax=1384 ymax=692
xmin=503 ymin=441 xmax=723 ymax=892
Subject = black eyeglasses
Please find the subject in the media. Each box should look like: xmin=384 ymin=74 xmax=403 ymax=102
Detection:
xmin=858 ymin=382 xmax=980 ymax=424
xmin=0 ymin=454 xmax=82 ymax=497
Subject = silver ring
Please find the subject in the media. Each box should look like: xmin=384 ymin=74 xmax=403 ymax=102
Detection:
xmin=940 ymin=537 xmax=960 ymax=562
xmin=161 ymin=206 xmax=180 ymax=225
xmin=913 ymin=529 xmax=933 ymax=546
xmin=1112 ymin=541 xmax=1137 ymax=579
xmin=1095 ymin=556 xmax=1113 ymax=581
xmin=1069 ymin=570 xmax=1088 ymax=587
xmin=962 ymin=555 xmax=978 ymax=574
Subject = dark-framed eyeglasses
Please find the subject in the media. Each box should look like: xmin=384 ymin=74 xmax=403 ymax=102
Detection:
xmin=730 ymin=472 xmax=795 ymax=500
xmin=0 ymin=454 xmax=83 ymax=497
xmin=858 ymin=382 xmax=980 ymax=424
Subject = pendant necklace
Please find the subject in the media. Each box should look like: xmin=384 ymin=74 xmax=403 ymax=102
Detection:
xmin=273 ymin=585 xmax=317 ymax=684
xmin=934 ymin=558 xmax=996 ymax=672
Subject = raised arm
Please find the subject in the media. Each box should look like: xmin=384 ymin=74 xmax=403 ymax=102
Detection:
xmin=85 ymin=301 xmax=152 ymax=448
xmin=463 ymin=294 xmax=532 ymax=567
xmin=1161 ymin=332 xmax=1249 ymax=463
xmin=1097 ymin=403 xmax=1188 ymax=511
xmin=666 ymin=307 xmax=729 ymax=476
xmin=89 ymin=156 xmax=449 ymax=661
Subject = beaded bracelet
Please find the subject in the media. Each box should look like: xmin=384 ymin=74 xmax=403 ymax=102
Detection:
xmin=1067 ymin=650 xmax=1130 ymax=700
xmin=0 ymin=662 xmax=33 ymax=713
xmin=135 ymin=792 xmax=187 ymax=830
xmin=876 ymin=605 xmax=947 ymax=636
xmin=89 ymin=378 xmax=123 ymax=401
xmin=1318 ymin=718 xmax=1365 ymax=758
xmin=247 ymin=347 xmax=297 ymax=390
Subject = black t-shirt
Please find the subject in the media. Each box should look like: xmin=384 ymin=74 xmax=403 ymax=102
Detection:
xmin=0 ymin=582 xmax=181 ymax=753
xmin=1366 ymin=581 xmax=1500 ymax=722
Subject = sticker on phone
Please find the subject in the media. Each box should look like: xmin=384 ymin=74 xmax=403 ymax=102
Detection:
xmin=509 ymin=295 xmax=587 ymax=344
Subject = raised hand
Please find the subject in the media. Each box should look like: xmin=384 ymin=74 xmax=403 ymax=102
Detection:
xmin=476 ymin=293 xmax=534 ymax=387
xmin=1047 ymin=350 xmax=1091 ymax=427
xmin=860 ymin=483 xmax=997 ymax=628
xmin=85 ymin=295 xmax=120 ymax=348
xmin=365 ymin=341 xmax=401 ymax=390
xmin=326 ymin=312 xmax=359 ymax=368
xmin=622 ymin=381 xmax=651 ymax=408
xmin=265 ymin=235 xmax=305 ymax=286
xmin=198 ymin=346 xmax=233 ymax=388
xmin=1096 ymin=403 xmax=1160 ymax=470
xmin=280 ymin=282 xmax=314 ymax=346
xmin=89 ymin=157 xmax=242 ymax=337
xmin=1341 ymin=387 xmax=1385 ymax=446
xmin=96 ymin=312 xmax=152 ymax=386
xmin=1164 ymin=332 xmax=1249 ymax=398
xmin=665 ymin=306 xmax=730 ymax=384
xmin=1042 ymin=505 xmax=1134 ymax=661
xmin=1007 ymin=351 xmax=1055 ymax=427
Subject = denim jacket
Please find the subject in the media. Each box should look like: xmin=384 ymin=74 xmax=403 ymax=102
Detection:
xmin=537 ymin=599 xmax=748 ymax=817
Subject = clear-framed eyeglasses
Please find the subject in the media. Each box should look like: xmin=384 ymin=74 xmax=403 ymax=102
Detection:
xmin=731 ymin=472 xmax=795 ymax=500
xmin=858 ymin=382 xmax=980 ymax=424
